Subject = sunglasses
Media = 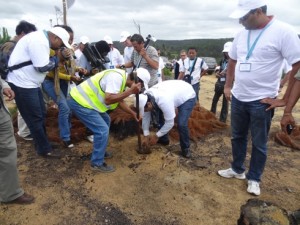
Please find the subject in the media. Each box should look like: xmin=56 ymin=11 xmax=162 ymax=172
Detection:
xmin=240 ymin=9 xmax=257 ymax=21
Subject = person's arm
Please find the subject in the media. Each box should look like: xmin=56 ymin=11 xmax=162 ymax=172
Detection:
xmin=139 ymin=48 xmax=159 ymax=70
xmin=224 ymin=58 xmax=236 ymax=101
xmin=1 ymin=78 xmax=15 ymax=101
xmin=104 ymin=82 xmax=141 ymax=105
xmin=118 ymin=100 xmax=138 ymax=121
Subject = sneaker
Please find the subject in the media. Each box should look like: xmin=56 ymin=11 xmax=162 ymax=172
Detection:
xmin=18 ymin=134 xmax=33 ymax=141
xmin=247 ymin=180 xmax=260 ymax=196
xmin=63 ymin=140 xmax=74 ymax=148
xmin=91 ymin=163 xmax=115 ymax=173
xmin=87 ymin=135 xmax=94 ymax=143
xmin=217 ymin=168 xmax=246 ymax=179
xmin=104 ymin=151 xmax=113 ymax=159
xmin=38 ymin=150 xmax=61 ymax=159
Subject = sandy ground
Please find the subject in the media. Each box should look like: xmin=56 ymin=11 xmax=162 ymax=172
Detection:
xmin=1 ymin=75 xmax=300 ymax=225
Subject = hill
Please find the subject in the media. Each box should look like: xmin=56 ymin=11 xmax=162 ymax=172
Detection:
xmin=114 ymin=38 xmax=234 ymax=62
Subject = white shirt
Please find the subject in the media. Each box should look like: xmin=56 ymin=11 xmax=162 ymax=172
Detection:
xmin=229 ymin=19 xmax=300 ymax=102
xmin=7 ymin=30 xmax=50 ymax=88
xmin=180 ymin=57 xmax=208 ymax=85
xmin=157 ymin=57 xmax=165 ymax=83
xmin=124 ymin=46 xmax=134 ymax=74
xmin=142 ymin=80 xmax=195 ymax=137
xmin=105 ymin=47 xmax=124 ymax=69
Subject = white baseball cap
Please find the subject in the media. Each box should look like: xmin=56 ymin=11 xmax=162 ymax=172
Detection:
xmin=80 ymin=36 xmax=89 ymax=44
xmin=222 ymin=42 xmax=233 ymax=53
xmin=50 ymin=27 xmax=72 ymax=49
xmin=136 ymin=68 xmax=150 ymax=90
xmin=120 ymin=31 xmax=131 ymax=42
xmin=230 ymin=0 xmax=267 ymax=19
xmin=103 ymin=35 xmax=113 ymax=45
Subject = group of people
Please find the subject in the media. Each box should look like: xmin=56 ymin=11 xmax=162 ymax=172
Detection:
xmin=1 ymin=0 xmax=300 ymax=206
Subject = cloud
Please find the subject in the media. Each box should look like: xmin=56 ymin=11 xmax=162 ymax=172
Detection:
xmin=0 ymin=0 xmax=299 ymax=43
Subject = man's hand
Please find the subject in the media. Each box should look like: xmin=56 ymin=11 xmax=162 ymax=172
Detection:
xmin=149 ymin=134 xmax=158 ymax=145
xmin=3 ymin=88 xmax=15 ymax=101
xmin=139 ymin=48 xmax=147 ymax=58
xmin=260 ymin=98 xmax=286 ymax=111
xmin=224 ymin=86 xmax=231 ymax=101
xmin=70 ymin=75 xmax=82 ymax=82
xmin=281 ymin=113 xmax=295 ymax=134
xmin=130 ymin=82 xmax=141 ymax=94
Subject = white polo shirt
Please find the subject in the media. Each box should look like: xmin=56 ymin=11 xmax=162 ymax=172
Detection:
xmin=180 ymin=57 xmax=208 ymax=85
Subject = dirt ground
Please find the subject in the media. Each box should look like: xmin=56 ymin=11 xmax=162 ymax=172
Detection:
xmin=1 ymin=75 xmax=300 ymax=225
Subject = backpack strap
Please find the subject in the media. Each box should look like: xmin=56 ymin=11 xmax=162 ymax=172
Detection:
xmin=8 ymin=60 xmax=32 ymax=72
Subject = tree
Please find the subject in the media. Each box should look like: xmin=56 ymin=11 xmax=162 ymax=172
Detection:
xmin=0 ymin=27 xmax=11 ymax=44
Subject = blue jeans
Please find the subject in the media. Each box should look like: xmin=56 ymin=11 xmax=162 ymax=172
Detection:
xmin=192 ymin=82 xmax=200 ymax=102
xmin=68 ymin=98 xmax=110 ymax=166
xmin=42 ymin=79 xmax=71 ymax=141
xmin=177 ymin=97 xmax=196 ymax=150
xmin=8 ymin=83 xmax=52 ymax=155
xmin=231 ymin=96 xmax=273 ymax=182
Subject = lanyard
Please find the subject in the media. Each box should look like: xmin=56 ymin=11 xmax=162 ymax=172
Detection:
xmin=246 ymin=21 xmax=273 ymax=60
xmin=221 ymin=60 xmax=228 ymax=70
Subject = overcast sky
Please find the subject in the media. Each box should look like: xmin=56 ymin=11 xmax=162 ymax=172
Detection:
xmin=1 ymin=0 xmax=300 ymax=44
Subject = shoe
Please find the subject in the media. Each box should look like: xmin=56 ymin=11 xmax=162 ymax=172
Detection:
xmin=18 ymin=134 xmax=33 ymax=141
xmin=247 ymin=180 xmax=261 ymax=196
xmin=157 ymin=139 xmax=170 ymax=146
xmin=63 ymin=140 xmax=74 ymax=148
xmin=87 ymin=135 xmax=94 ymax=143
xmin=217 ymin=168 xmax=246 ymax=179
xmin=181 ymin=149 xmax=192 ymax=158
xmin=38 ymin=150 xmax=61 ymax=159
xmin=104 ymin=151 xmax=113 ymax=159
xmin=91 ymin=163 xmax=115 ymax=173
xmin=4 ymin=193 xmax=34 ymax=205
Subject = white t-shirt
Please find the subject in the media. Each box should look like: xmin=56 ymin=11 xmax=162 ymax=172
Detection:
xmin=105 ymin=47 xmax=124 ymax=69
xmin=7 ymin=30 xmax=50 ymax=88
xmin=229 ymin=18 xmax=300 ymax=102
xmin=124 ymin=46 xmax=134 ymax=74
xmin=100 ymin=71 xmax=123 ymax=95
xmin=180 ymin=57 xmax=208 ymax=85
xmin=143 ymin=80 xmax=195 ymax=137
xmin=157 ymin=57 xmax=165 ymax=83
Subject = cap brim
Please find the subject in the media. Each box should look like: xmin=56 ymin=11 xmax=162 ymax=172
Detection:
xmin=144 ymin=83 xmax=148 ymax=90
xmin=62 ymin=40 xmax=72 ymax=49
xmin=120 ymin=37 xmax=126 ymax=42
xmin=229 ymin=9 xmax=250 ymax=19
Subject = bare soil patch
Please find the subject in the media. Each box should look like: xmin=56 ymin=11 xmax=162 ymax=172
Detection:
xmin=1 ymin=75 xmax=299 ymax=225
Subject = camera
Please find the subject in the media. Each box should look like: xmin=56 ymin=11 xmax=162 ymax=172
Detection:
xmin=82 ymin=42 xmax=110 ymax=71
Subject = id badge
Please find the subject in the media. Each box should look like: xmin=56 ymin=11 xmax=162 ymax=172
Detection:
xmin=239 ymin=63 xmax=251 ymax=72
xmin=220 ymin=77 xmax=226 ymax=82
xmin=109 ymin=65 xmax=115 ymax=69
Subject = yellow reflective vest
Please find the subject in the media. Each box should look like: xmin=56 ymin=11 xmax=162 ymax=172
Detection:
xmin=70 ymin=69 xmax=126 ymax=112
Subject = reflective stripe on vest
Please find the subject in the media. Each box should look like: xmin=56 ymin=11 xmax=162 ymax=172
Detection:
xmin=70 ymin=69 xmax=126 ymax=112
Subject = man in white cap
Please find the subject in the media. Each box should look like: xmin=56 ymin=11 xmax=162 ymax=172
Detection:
xmin=120 ymin=31 xmax=134 ymax=74
xmin=210 ymin=41 xmax=232 ymax=123
xmin=6 ymin=26 xmax=72 ymax=158
xmin=138 ymin=80 xmax=196 ymax=158
xmin=68 ymin=68 xmax=150 ymax=173
xmin=103 ymin=35 xmax=124 ymax=70
xmin=218 ymin=0 xmax=300 ymax=196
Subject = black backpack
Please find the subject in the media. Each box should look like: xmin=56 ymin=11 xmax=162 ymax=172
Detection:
xmin=0 ymin=40 xmax=32 ymax=80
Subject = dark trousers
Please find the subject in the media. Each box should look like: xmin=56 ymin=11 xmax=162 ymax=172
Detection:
xmin=210 ymin=82 xmax=228 ymax=122
xmin=9 ymin=83 xmax=52 ymax=155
